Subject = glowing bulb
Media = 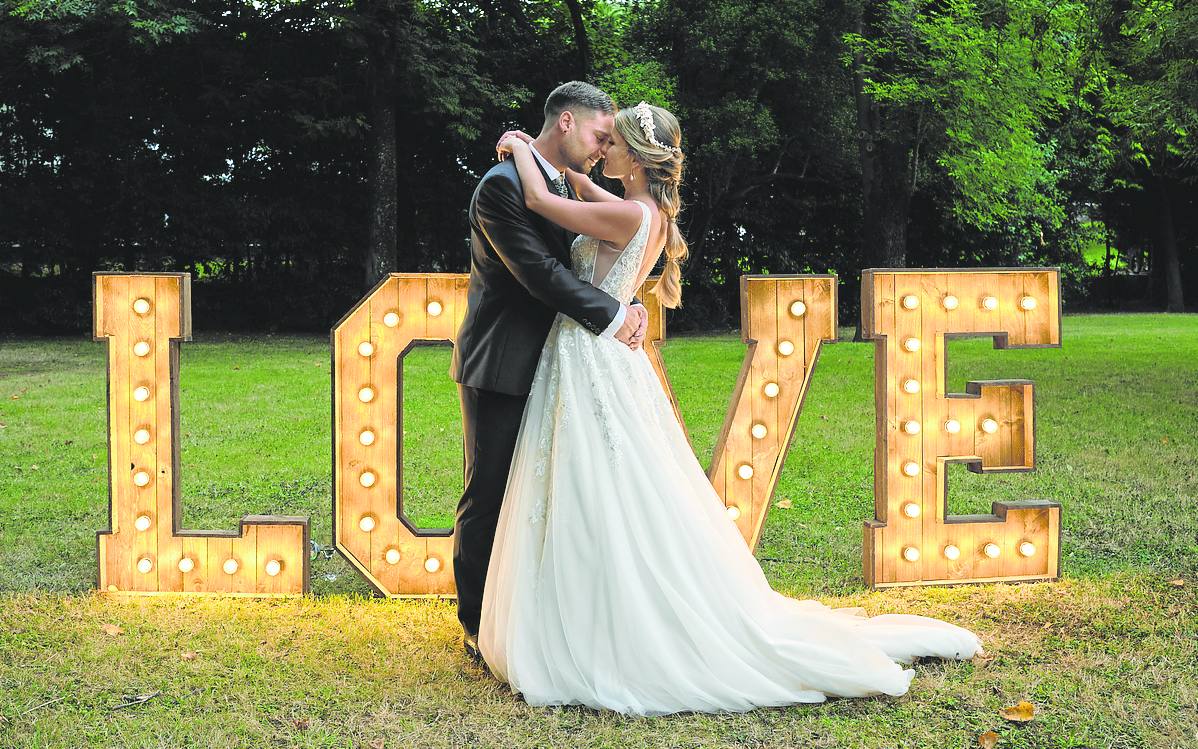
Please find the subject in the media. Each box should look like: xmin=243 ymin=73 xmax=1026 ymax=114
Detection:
xmin=223 ymin=558 xmax=239 ymax=575
xmin=359 ymin=471 xmax=377 ymax=488
xmin=903 ymin=420 xmax=921 ymax=435
xmin=902 ymin=461 xmax=920 ymax=477
xmin=178 ymin=556 xmax=195 ymax=573
xmin=789 ymin=300 xmax=807 ymax=318
xmin=903 ymin=337 xmax=921 ymax=353
xmin=1019 ymin=295 xmax=1037 ymax=311
xmin=981 ymin=295 xmax=998 ymax=311
xmin=385 ymin=547 xmax=401 ymax=565
xmin=944 ymin=419 xmax=962 ymax=434
xmin=133 ymin=386 xmax=151 ymax=402
xmin=943 ymin=544 xmax=961 ymax=561
xmin=359 ymin=514 xmax=376 ymax=533
xmin=902 ymin=546 xmax=920 ymax=562
xmin=726 ymin=505 xmax=742 ymax=521
xmin=426 ymin=300 xmax=443 ymax=317
xmin=137 ymin=557 xmax=153 ymax=574
xmin=264 ymin=559 xmax=282 ymax=577
xmin=358 ymin=341 xmax=375 ymax=357
xmin=133 ymin=340 xmax=151 ymax=357
xmin=133 ymin=470 xmax=151 ymax=487
xmin=777 ymin=340 xmax=795 ymax=357
xmin=424 ymin=556 xmax=441 ymax=573
xmin=359 ymin=429 xmax=376 ymax=446
xmin=133 ymin=428 xmax=151 ymax=445
xmin=901 ymin=294 xmax=919 ymax=310
xmin=983 ymin=542 xmax=1001 ymax=559
xmin=981 ymin=418 xmax=999 ymax=434
xmin=134 ymin=514 xmax=152 ymax=532
xmin=132 ymin=298 xmax=151 ymax=315
xmin=1018 ymin=541 xmax=1036 ymax=557
xmin=751 ymin=423 xmax=768 ymax=440
xmin=902 ymin=379 xmax=920 ymax=394
xmin=902 ymin=502 xmax=921 ymax=519
xmin=942 ymin=294 xmax=959 ymax=311
xmin=383 ymin=311 xmax=401 ymax=327
xmin=737 ymin=463 xmax=754 ymax=480
xmin=763 ymin=382 xmax=780 ymax=398
xmin=358 ymin=386 xmax=375 ymax=403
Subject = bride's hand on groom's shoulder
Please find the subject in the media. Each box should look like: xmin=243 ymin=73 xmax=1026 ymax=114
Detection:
xmin=495 ymin=129 xmax=533 ymax=161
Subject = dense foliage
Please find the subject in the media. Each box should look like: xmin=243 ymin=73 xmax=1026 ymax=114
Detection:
xmin=1 ymin=0 xmax=1194 ymax=332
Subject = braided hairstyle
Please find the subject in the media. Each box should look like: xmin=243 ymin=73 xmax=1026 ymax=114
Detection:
xmin=613 ymin=103 xmax=687 ymax=309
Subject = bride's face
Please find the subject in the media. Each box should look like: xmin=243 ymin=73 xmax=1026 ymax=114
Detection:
xmin=600 ymin=129 xmax=637 ymax=181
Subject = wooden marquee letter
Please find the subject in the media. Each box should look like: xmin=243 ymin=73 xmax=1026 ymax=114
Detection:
xmin=332 ymin=273 xmax=468 ymax=597
xmin=861 ymin=268 xmax=1062 ymax=588
xmin=643 ymin=275 xmax=839 ymax=549
xmin=93 ymin=273 xmax=309 ymax=595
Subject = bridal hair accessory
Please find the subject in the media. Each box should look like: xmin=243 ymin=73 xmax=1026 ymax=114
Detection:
xmin=634 ymin=101 xmax=681 ymax=154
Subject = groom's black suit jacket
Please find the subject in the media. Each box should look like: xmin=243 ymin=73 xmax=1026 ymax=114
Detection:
xmin=451 ymin=158 xmax=636 ymax=396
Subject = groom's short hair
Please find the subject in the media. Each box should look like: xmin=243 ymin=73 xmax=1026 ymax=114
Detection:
xmin=544 ymin=81 xmax=614 ymax=124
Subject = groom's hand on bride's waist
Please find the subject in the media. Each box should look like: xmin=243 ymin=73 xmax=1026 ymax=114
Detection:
xmin=615 ymin=304 xmax=648 ymax=350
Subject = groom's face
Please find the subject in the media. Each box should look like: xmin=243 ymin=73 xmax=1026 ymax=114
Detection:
xmin=564 ymin=109 xmax=616 ymax=173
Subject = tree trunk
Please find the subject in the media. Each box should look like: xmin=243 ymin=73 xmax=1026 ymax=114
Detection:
xmin=562 ymin=0 xmax=592 ymax=80
xmin=364 ymin=38 xmax=399 ymax=289
xmin=1154 ymin=176 xmax=1185 ymax=312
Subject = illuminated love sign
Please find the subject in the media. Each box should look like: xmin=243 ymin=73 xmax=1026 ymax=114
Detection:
xmin=90 ymin=268 xmax=1061 ymax=597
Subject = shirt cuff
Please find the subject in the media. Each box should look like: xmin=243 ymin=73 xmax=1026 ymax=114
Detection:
xmin=600 ymin=305 xmax=627 ymax=339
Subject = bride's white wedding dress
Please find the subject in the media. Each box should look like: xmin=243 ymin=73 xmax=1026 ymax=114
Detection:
xmin=478 ymin=200 xmax=982 ymax=716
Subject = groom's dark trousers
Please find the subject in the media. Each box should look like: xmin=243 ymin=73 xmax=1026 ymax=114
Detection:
xmin=450 ymin=158 xmax=639 ymax=637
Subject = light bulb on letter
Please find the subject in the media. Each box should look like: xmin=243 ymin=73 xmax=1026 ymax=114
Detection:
xmin=763 ymin=382 xmax=780 ymax=398
xmin=726 ymin=505 xmax=742 ymax=520
xmin=359 ymin=429 xmax=375 ymax=446
xmin=134 ymin=514 xmax=152 ymax=532
xmin=133 ymin=386 xmax=151 ymax=402
xmin=359 ymin=471 xmax=377 ymax=488
xmin=902 ymin=546 xmax=920 ymax=562
xmin=789 ymin=300 xmax=806 ymax=317
xmin=134 ymin=428 xmax=151 ymax=445
xmin=1018 ymin=541 xmax=1036 ymax=557
xmin=359 ymin=514 xmax=376 ymax=533
xmin=137 ymin=556 xmax=153 ymax=574
xmin=1019 ymin=295 xmax=1037 ymax=311
xmin=133 ymin=470 xmax=151 ymax=487
xmin=133 ymin=340 xmax=151 ymax=357
xmin=385 ymin=547 xmax=401 ymax=565
xmin=981 ymin=418 xmax=999 ymax=434
xmin=358 ymin=341 xmax=375 ymax=358
xmin=903 ymin=420 xmax=921 ymax=435
xmin=944 ymin=419 xmax=961 ymax=434
xmin=424 ymin=556 xmax=441 ymax=573
xmin=751 ymin=423 xmax=767 ymax=440
xmin=737 ymin=463 xmax=754 ymax=480
xmin=383 ymin=311 xmax=401 ymax=327
xmin=902 ymin=502 xmax=921 ymax=519
xmin=132 ymin=298 xmax=151 ymax=315
xmin=902 ymin=461 xmax=920 ymax=477
xmin=426 ymin=300 xmax=443 ymax=317
xmin=902 ymin=379 xmax=920 ymax=394
xmin=265 ymin=559 xmax=282 ymax=577
xmin=903 ymin=337 xmax=921 ymax=353
xmin=943 ymin=544 xmax=961 ymax=561
xmin=223 ymin=558 xmax=239 ymax=575
xmin=178 ymin=556 xmax=195 ymax=573
xmin=358 ymin=386 xmax=375 ymax=403
xmin=983 ymin=542 xmax=1001 ymax=559
xmin=942 ymin=294 xmax=959 ymax=311
xmin=777 ymin=340 xmax=795 ymax=357
xmin=981 ymin=295 xmax=998 ymax=311
xmin=901 ymin=294 xmax=919 ymax=310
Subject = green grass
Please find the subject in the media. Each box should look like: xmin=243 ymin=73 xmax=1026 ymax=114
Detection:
xmin=1 ymin=314 xmax=1196 ymax=747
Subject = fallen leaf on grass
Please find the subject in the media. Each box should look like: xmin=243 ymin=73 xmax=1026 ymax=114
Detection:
xmin=774 ymin=499 xmax=793 ymax=509
xmin=972 ymin=652 xmax=995 ymax=668
xmin=180 ymin=651 xmax=198 ymax=661
xmin=978 ymin=730 xmax=999 ymax=748
xmin=101 ymin=623 xmax=123 ymax=637
xmin=292 ymin=717 xmax=311 ymax=730
xmin=999 ymin=700 xmax=1036 ymax=722
xmin=369 ymin=740 xmax=385 ymax=749
xmin=1168 ymin=579 xmax=1185 ymax=588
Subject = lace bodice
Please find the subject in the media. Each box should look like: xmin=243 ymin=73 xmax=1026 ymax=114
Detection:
xmin=569 ymin=200 xmax=652 ymax=305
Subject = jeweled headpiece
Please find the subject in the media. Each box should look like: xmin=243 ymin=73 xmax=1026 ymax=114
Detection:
xmin=633 ymin=101 xmax=681 ymax=154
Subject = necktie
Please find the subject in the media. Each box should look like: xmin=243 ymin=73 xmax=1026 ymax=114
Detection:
xmin=554 ymin=175 xmax=568 ymax=198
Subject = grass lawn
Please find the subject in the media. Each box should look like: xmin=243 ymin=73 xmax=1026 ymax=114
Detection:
xmin=1 ymin=313 xmax=1196 ymax=748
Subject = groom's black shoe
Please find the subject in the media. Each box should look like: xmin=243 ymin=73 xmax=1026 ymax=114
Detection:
xmin=462 ymin=631 xmax=482 ymax=664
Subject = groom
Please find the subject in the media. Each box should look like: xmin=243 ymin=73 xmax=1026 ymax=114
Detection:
xmin=450 ymin=81 xmax=648 ymax=660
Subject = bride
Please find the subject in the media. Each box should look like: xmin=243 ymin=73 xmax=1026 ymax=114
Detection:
xmin=479 ymin=101 xmax=982 ymax=716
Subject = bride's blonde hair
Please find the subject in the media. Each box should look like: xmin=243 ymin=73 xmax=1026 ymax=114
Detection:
xmin=613 ymin=103 xmax=687 ymax=309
